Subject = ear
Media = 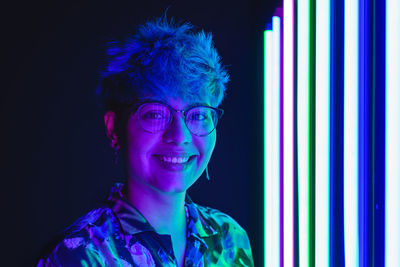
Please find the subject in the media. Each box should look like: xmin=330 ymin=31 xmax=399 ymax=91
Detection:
xmin=104 ymin=111 xmax=119 ymax=149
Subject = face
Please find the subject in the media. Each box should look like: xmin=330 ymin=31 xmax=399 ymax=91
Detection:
xmin=122 ymin=97 xmax=217 ymax=194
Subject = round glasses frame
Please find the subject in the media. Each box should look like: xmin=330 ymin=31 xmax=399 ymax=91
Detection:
xmin=133 ymin=101 xmax=224 ymax=137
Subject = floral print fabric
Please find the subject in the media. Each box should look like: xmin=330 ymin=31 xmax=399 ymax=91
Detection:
xmin=37 ymin=184 xmax=254 ymax=266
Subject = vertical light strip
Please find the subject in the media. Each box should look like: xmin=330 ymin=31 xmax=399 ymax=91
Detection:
xmin=265 ymin=17 xmax=281 ymax=267
xmin=265 ymin=28 xmax=275 ymax=267
xmin=343 ymin=0 xmax=359 ymax=266
xmin=272 ymin=16 xmax=281 ymax=267
xmin=385 ymin=0 xmax=400 ymax=265
xmin=284 ymin=0 xmax=295 ymax=266
xmin=315 ymin=0 xmax=330 ymax=266
xmin=297 ymin=0 xmax=310 ymax=266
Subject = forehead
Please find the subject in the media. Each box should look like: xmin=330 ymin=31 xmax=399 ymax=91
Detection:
xmin=138 ymin=81 xmax=216 ymax=108
xmin=143 ymin=95 xmax=211 ymax=109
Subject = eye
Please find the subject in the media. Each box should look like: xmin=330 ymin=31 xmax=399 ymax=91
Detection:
xmin=188 ymin=111 xmax=209 ymax=121
xmin=142 ymin=111 xmax=166 ymax=120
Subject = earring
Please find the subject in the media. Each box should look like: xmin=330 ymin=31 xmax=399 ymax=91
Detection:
xmin=206 ymin=165 xmax=210 ymax=181
xmin=113 ymin=147 xmax=119 ymax=165
xmin=112 ymin=142 xmax=119 ymax=165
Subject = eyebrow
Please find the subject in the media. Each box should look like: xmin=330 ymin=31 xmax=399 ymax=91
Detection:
xmin=188 ymin=102 xmax=210 ymax=108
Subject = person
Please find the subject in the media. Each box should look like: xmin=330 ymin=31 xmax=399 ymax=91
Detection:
xmin=37 ymin=17 xmax=254 ymax=267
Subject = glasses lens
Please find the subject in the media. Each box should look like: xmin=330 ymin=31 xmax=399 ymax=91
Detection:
xmin=186 ymin=107 xmax=218 ymax=136
xmin=138 ymin=103 xmax=171 ymax=133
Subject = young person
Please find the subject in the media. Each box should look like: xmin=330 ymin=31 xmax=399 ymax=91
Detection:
xmin=38 ymin=17 xmax=254 ymax=267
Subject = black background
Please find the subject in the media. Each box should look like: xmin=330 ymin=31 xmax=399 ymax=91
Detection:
xmin=2 ymin=0 xmax=280 ymax=266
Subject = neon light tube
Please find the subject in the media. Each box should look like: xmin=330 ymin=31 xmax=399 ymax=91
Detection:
xmin=315 ymin=0 xmax=330 ymax=266
xmin=264 ymin=16 xmax=281 ymax=267
xmin=385 ymin=0 xmax=400 ymax=266
xmin=272 ymin=18 xmax=281 ymax=267
xmin=343 ymin=0 xmax=359 ymax=266
xmin=283 ymin=0 xmax=295 ymax=266
xmin=265 ymin=27 xmax=274 ymax=267
xmin=297 ymin=0 xmax=310 ymax=266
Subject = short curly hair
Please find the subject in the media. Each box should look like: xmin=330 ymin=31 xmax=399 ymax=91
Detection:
xmin=96 ymin=17 xmax=229 ymax=116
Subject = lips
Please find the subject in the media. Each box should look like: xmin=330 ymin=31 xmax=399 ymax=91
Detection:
xmin=154 ymin=153 xmax=197 ymax=171
xmin=158 ymin=155 xmax=190 ymax=163
xmin=155 ymin=154 xmax=197 ymax=164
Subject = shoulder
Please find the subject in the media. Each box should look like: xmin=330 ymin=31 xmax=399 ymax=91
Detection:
xmin=192 ymin=203 xmax=254 ymax=266
xmin=195 ymin=204 xmax=247 ymax=238
xmin=37 ymin=205 xmax=122 ymax=266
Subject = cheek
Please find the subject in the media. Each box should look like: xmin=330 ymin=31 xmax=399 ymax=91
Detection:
xmin=125 ymin=124 xmax=158 ymax=166
xmin=196 ymin=133 xmax=217 ymax=163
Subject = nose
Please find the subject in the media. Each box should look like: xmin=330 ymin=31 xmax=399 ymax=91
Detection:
xmin=163 ymin=112 xmax=193 ymax=144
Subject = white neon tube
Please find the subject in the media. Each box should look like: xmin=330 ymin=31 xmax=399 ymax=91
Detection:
xmin=284 ymin=0 xmax=295 ymax=266
xmin=265 ymin=28 xmax=274 ymax=267
xmin=315 ymin=0 xmax=330 ymax=266
xmin=344 ymin=0 xmax=359 ymax=266
xmin=265 ymin=19 xmax=281 ymax=267
xmin=272 ymin=16 xmax=281 ymax=267
xmin=297 ymin=0 xmax=310 ymax=266
xmin=385 ymin=0 xmax=400 ymax=266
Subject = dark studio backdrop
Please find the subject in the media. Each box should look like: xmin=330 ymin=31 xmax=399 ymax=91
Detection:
xmin=2 ymin=0 xmax=280 ymax=265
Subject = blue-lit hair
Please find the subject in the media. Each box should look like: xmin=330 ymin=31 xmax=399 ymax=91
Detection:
xmin=97 ymin=17 xmax=229 ymax=116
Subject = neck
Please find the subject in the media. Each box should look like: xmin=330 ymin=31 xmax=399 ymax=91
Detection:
xmin=125 ymin=179 xmax=187 ymax=235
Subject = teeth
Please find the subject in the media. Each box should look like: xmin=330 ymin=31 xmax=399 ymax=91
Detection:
xmin=160 ymin=156 xmax=190 ymax=163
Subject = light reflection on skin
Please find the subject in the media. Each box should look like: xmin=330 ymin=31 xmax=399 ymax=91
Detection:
xmin=104 ymin=96 xmax=217 ymax=235
xmin=124 ymin=97 xmax=216 ymax=195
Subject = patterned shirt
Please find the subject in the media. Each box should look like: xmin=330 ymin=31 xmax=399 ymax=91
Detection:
xmin=37 ymin=184 xmax=254 ymax=266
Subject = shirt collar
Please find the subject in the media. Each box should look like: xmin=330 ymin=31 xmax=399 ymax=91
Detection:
xmin=106 ymin=183 xmax=218 ymax=238
xmin=184 ymin=194 xmax=218 ymax=238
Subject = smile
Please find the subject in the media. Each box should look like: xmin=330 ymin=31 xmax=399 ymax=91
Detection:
xmin=154 ymin=154 xmax=197 ymax=167
xmin=159 ymin=156 xmax=190 ymax=164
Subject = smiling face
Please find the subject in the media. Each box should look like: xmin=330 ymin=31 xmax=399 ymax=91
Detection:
xmin=122 ymin=97 xmax=216 ymax=194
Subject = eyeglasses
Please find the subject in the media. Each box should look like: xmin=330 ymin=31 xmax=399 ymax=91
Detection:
xmin=134 ymin=102 xmax=224 ymax=137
